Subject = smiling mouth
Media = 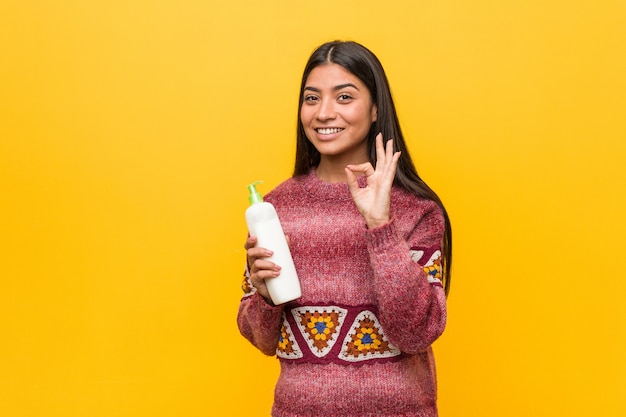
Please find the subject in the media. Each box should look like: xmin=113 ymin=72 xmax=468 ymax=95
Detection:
xmin=316 ymin=128 xmax=344 ymax=135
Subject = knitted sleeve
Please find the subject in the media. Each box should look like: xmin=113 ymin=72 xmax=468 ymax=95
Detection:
xmin=236 ymin=266 xmax=284 ymax=356
xmin=366 ymin=199 xmax=447 ymax=354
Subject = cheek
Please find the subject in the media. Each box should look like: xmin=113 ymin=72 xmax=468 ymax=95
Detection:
xmin=299 ymin=110 xmax=315 ymax=140
xmin=300 ymin=107 xmax=312 ymax=125
xmin=348 ymin=106 xmax=375 ymax=127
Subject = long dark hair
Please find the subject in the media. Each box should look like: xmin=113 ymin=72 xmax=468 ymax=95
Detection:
xmin=293 ymin=40 xmax=452 ymax=295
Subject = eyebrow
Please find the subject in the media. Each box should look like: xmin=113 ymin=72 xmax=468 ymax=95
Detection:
xmin=303 ymin=83 xmax=360 ymax=93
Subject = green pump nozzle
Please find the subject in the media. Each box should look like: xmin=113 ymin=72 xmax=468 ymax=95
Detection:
xmin=247 ymin=181 xmax=264 ymax=205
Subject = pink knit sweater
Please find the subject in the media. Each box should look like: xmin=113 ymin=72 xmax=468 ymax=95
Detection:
xmin=238 ymin=170 xmax=447 ymax=417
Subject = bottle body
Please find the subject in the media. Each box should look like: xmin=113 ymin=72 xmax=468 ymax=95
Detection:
xmin=245 ymin=201 xmax=301 ymax=305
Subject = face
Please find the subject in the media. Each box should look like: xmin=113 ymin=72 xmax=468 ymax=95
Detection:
xmin=300 ymin=63 xmax=377 ymax=163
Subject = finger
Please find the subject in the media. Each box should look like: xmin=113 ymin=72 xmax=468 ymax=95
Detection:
xmin=345 ymin=162 xmax=375 ymax=177
xmin=345 ymin=166 xmax=359 ymax=196
xmin=388 ymin=140 xmax=401 ymax=169
xmin=382 ymin=138 xmax=399 ymax=168
xmin=384 ymin=149 xmax=401 ymax=187
xmin=375 ymin=133 xmax=385 ymax=167
xmin=247 ymin=245 xmax=273 ymax=270
xmin=385 ymin=137 xmax=394 ymax=161
xmin=250 ymin=272 xmax=273 ymax=293
xmin=247 ymin=246 xmax=274 ymax=268
xmin=392 ymin=149 xmax=401 ymax=164
xmin=251 ymin=259 xmax=281 ymax=275
xmin=248 ymin=245 xmax=273 ymax=257
xmin=244 ymin=236 xmax=257 ymax=250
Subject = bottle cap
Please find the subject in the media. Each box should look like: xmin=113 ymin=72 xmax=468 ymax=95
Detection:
xmin=247 ymin=181 xmax=264 ymax=205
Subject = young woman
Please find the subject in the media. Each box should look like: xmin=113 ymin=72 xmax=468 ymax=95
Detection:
xmin=238 ymin=40 xmax=452 ymax=417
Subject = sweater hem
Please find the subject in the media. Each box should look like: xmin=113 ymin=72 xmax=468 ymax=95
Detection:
xmin=271 ymin=405 xmax=438 ymax=417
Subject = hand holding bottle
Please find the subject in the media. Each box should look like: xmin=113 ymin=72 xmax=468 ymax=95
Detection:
xmin=244 ymin=182 xmax=301 ymax=305
xmin=244 ymin=236 xmax=280 ymax=303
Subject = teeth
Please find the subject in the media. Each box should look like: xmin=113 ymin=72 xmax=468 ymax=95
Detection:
xmin=316 ymin=128 xmax=343 ymax=134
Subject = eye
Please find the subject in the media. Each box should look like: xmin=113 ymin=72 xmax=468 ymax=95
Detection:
xmin=337 ymin=93 xmax=353 ymax=102
xmin=303 ymin=94 xmax=319 ymax=104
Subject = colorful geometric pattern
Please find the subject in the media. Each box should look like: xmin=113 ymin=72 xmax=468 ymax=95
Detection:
xmin=241 ymin=264 xmax=255 ymax=297
xmin=241 ymin=276 xmax=254 ymax=295
xmin=276 ymin=317 xmax=303 ymax=359
xmin=410 ymin=248 xmax=443 ymax=287
xmin=291 ymin=306 xmax=347 ymax=358
xmin=422 ymin=250 xmax=442 ymax=286
xmin=340 ymin=310 xmax=401 ymax=362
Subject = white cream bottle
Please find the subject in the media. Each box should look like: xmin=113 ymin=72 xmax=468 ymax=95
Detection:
xmin=245 ymin=181 xmax=301 ymax=305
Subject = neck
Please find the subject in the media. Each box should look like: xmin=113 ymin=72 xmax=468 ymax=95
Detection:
xmin=316 ymin=152 xmax=369 ymax=184
xmin=315 ymin=163 xmax=347 ymax=183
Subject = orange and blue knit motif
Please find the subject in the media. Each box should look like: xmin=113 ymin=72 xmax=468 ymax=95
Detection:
xmin=276 ymin=305 xmax=403 ymax=365
xmin=410 ymin=247 xmax=443 ymax=287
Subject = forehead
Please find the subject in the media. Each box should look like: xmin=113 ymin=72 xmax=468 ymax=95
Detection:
xmin=304 ymin=63 xmax=367 ymax=90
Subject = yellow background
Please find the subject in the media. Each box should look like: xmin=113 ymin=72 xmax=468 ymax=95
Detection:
xmin=1 ymin=1 xmax=625 ymax=416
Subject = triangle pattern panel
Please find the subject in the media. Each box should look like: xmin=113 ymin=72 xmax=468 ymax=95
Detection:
xmin=276 ymin=315 xmax=303 ymax=359
xmin=291 ymin=306 xmax=348 ymax=358
xmin=339 ymin=310 xmax=401 ymax=363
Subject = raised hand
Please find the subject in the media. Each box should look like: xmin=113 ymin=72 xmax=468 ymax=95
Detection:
xmin=345 ymin=133 xmax=401 ymax=229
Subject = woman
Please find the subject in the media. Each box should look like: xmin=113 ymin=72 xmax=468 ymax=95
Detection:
xmin=238 ymin=40 xmax=452 ymax=417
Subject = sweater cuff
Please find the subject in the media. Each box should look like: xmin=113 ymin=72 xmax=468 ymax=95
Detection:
xmin=365 ymin=218 xmax=401 ymax=250
xmin=252 ymin=291 xmax=284 ymax=317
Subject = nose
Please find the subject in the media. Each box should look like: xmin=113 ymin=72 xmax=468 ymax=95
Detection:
xmin=316 ymin=98 xmax=336 ymax=121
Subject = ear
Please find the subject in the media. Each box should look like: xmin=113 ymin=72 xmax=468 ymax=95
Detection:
xmin=371 ymin=104 xmax=378 ymax=123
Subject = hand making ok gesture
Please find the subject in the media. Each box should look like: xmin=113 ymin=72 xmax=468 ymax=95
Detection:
xmin=345 ymin=133 xmax=402 ymax=229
